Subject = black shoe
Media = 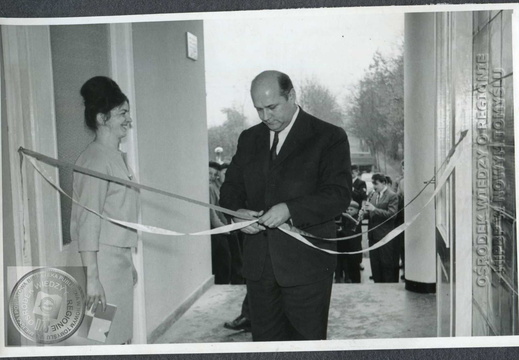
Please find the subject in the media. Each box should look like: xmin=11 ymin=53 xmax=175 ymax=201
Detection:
xmin=224 ymin=315 xmax=251 ymax=332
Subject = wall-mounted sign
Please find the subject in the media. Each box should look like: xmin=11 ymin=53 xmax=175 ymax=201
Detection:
xmin=186 ymin=32 xmax=198 ymax=61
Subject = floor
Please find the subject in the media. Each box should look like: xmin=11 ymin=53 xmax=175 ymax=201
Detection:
xmin=155 ymin=257 xmax=437 ymax=343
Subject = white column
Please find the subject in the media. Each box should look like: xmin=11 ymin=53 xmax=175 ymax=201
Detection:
xmin=404 ymin=13 xmax=437 ymax=287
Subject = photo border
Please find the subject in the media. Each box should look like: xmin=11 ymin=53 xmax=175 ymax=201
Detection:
xmin=1 ymin=1 xmax=519 ymax=359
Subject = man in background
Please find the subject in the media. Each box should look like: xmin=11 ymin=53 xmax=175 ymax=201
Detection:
xmin=351 ymin=164 xmax=367 ymax=205
xmin=364 ymin=173 xmax=399 ymax=283
xmin=209 ymin=162 xmax=231 ymax=284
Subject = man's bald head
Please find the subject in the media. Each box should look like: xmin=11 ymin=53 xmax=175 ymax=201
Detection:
xmin=251 ymin=70 xmax=294 ymax=100
xmin=250 ymin=70 xmax=298 ymax=132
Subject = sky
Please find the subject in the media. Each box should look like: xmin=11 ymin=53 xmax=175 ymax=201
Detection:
xmin=204 ymin=10 xmax=404 ymax=128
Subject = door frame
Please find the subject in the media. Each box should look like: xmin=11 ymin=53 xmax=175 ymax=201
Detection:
xmin=2 ymin=23 xmax=147 ymax=343
xmin=109 ymin=23 xmax=147 ymax=344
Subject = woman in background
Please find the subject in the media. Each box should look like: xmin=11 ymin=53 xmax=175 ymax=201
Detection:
xmin=70 ymin=76 xmax=138 ymax=344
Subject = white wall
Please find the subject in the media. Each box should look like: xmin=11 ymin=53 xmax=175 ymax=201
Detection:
xmin=132 ymin=21 xmax=212 ymax=337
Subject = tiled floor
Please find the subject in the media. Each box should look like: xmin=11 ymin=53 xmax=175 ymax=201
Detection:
xmin=155 ymin=257 xmax=436 ymax=343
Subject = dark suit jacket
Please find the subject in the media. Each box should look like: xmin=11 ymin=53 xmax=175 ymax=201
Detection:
xmin=220 ymin=108 xmax=351 ymax=286
xmin=352 ymin=177 xmax=367 ymax=205
xmin=367 ymin=188 xmax=399 ymax=245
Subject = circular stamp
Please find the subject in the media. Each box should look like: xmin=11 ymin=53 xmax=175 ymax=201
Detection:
xmin=9 ymin=267 xmax=85 ymax=344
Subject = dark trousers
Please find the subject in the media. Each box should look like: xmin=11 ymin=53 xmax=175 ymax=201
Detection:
xmin=335 ymin=255 xmax=361 ymax=283
xmin=369 ymin=243 xmax=399 ymax=283
xmin=228 ymin=233 xmax=244 ymax=284
xmin=241 ymin=293 xmax=250 ymax=319
xmin=246 ymin=251 xmax=333 ymax=341
xmin=211 ymin=234 xmax=231 ymax=284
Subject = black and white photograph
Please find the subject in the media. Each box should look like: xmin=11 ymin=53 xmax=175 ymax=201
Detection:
xmin=0 ymin=2 xmax=518 ymax=357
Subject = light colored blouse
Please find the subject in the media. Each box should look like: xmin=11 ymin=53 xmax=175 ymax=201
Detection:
xmin=70 ymin=141 xmax=139 ymax=251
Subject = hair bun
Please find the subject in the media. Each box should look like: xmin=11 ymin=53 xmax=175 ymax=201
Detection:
xmin=80 ymin=76 xmax=122 ymax=105
xmin=80 ymin=76 xmax=128 ymax=131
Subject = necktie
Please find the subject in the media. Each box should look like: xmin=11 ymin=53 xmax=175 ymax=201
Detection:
xmin=270 ymin=131 xmax=279 ymax=163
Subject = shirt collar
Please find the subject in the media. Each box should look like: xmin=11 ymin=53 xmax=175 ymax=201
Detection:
xmin=276 ymin=105 xmax=299 ymax=137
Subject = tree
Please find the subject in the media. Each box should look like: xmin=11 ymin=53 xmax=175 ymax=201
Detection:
xmin=298 ymin=78 xmax=344 ymax=127
xmin=345 ymin=48 xmax=404 ymax=162
xmin=208 ymin=106 xmax=248 ymax=163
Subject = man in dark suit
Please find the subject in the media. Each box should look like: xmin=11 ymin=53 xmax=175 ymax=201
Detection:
xmin=351 ymin=164 xmax=367 ymax=205
xmin=364 ymin=173 xmax=399 ymax=283
xmin=220 ymin=70 xmax=351 ymax=341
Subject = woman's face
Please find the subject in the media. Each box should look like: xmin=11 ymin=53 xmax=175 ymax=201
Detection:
xmin=104 ymin=102 xmax=132 ymax=139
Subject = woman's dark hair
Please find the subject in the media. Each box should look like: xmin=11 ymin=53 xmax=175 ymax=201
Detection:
xmin=80 ymin=76 xmax=128 ymax=131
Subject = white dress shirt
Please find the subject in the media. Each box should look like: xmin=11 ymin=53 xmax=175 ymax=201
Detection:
xmin=269 ymin=106 xmax=300 ymax=155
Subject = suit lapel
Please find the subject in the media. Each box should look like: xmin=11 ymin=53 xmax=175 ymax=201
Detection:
xmin=378 ymin=189 xmax=390 ymax=206
xmin=256 ymin=124 xmax=271 ymax=178
xmin=269 ymin=109 xmax=312 ymax=171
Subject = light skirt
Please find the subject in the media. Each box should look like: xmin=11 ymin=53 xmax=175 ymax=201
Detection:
xmin=97 ymin=243 xmax=134 ymax=344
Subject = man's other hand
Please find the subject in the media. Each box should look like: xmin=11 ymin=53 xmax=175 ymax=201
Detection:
xmin=258 ymin=203 xmax=291 ymax=228
xmin=364 ymin=202 xmax=375 ymax=211
xmin=234 ymin=209 xmax=266 ymax=234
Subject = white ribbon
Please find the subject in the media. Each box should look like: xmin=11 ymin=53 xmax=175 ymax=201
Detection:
xmin=279 ymin=139 xmax=470 ymax=254
xmin=25 ymin=155 xmax=254 ymax=236
xmin=24 ymin=137 xmax=468 ymax=254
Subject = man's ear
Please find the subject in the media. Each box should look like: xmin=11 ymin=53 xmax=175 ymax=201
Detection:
xmin=288 ymin=88 xmax=296 ymax=104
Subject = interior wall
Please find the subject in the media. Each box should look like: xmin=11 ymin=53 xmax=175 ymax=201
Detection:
xmin=50 ymin=24 xmax=110 ymax=246
xmin=131 ymin=21 xmax=212 ymax=336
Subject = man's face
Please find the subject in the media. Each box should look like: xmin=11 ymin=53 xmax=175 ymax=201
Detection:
xmin=251 ymin=80 xmax=297 ymax=132
xmin=209 ymin=167 xmax=219 ymax=184
xmin=352 ymin=169 xmax=359 ymax=179
xmin=373 ymin=180 xmax=385 ymax=193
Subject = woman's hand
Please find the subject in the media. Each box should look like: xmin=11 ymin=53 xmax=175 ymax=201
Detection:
xmin=80 ymin=251 xmax=106 ymax=313
xmin=86 ymin=277 xmax=106 ymax=313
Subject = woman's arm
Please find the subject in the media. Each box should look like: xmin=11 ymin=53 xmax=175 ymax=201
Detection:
xmin=80 ymin=251 xmax=107 ymax=313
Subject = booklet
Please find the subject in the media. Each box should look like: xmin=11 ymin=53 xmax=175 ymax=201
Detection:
xmin=76 ymin=304 xmax=117 ymax=343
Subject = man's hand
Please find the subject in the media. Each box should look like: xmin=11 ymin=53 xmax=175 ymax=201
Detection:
xmin=258 ymin=203 xmax=291 ymax=228
xmin=234 ymin=209 xmax=266 ymax=234
xmin=364 ymin=202 xmax=375 ymax=211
